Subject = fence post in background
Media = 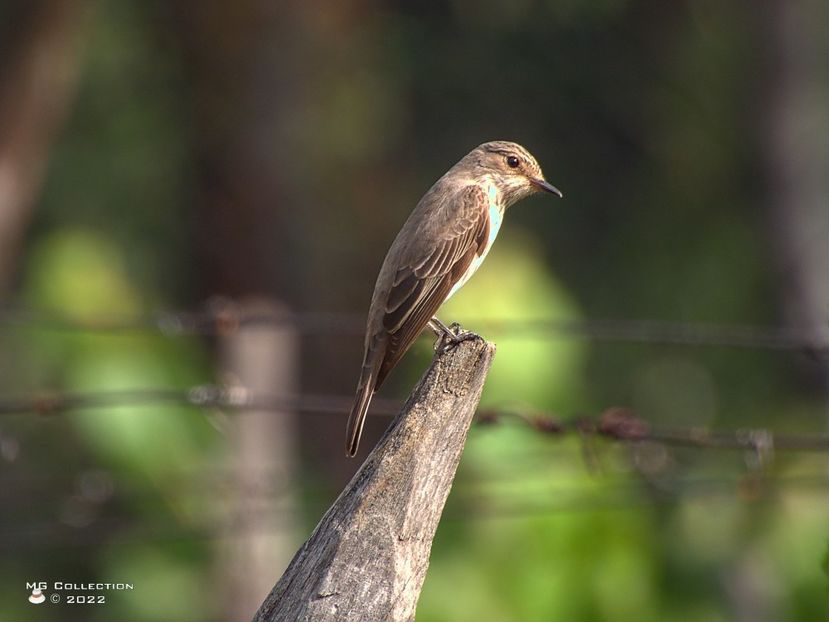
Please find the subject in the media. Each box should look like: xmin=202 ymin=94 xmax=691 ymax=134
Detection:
xmin=216 ymin=299 xmax=301 ymax=622
xmin=252 ymin=336 xmax=495 ymax=622
xmin=764 ymin=0 xmax=829 ymax=397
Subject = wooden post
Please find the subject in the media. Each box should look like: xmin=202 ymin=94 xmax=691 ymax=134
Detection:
xmin=218 ymin=299 xmax=300 ymax=622
xmin=252 ymin=336 xmax=496 ymax=622
xmin=763 ymin=0 xmax=829 ymax=404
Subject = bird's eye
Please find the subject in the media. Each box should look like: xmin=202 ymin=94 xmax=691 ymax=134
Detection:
xmin=506 ymin=155 xmax=520 ymax=169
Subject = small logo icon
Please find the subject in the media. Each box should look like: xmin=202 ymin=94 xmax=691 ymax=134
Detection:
xmin=29 ymin=588 xmax=46 ymax=604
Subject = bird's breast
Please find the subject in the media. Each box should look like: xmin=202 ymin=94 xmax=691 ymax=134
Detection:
xmin=446 ymin=181 xmax=503 ymax=300
xmin=485 ymin=182 xmax=504 ymax=250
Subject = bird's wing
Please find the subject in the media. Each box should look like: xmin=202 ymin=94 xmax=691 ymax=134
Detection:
xmin=375 ymin=184 xmax=490 ymax=388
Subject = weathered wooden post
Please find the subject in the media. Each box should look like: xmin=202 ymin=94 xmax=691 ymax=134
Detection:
xmin=252 ymin=336 xmax=495 ymax=622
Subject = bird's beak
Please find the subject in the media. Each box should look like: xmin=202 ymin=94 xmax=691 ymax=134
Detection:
xmin=530 ymin=177 xmax=563 ymax=198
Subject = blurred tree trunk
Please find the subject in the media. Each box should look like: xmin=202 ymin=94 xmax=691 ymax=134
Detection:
xmin=762 ymin=0 xmax=829 ymax=401
xmin=754 ymin=9 xmax=829 ymax=617
xmin=169 ymin=4 xmax=308 ymax=620
xmin=0 ymin=0 xmax=89 ymax=294
xmin=757 ymin=5 xmax=829 ymax=618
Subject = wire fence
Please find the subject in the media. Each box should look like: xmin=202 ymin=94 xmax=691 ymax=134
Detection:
xmin=1 ymin=297 xmax=827 ymax=460
xmin=1 ymin=388 xmax=827 ymax=549
xmin=2 ymin=383 xmax=827 ymax=459
xmin=2 ymin=457 xmax=823 ymax=552
xmin=2 ymin=467 xmax=827 ymax=551
xmin=2 ymin=299 xmax=828 ymax=352
xmin=1 ymin=299 xmax=827 ymax=546
xmin=0 ymin=385 xmax=399 ymax=418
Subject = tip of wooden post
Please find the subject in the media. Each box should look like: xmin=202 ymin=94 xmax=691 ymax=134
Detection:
xmin=432 ymin=332 xmax=496 ymax=360
xmin=252 ymin=328 xmax=496 ymax=622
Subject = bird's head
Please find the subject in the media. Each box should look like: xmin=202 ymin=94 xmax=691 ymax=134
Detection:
xmin=464 ymin=140 xmax=562 ymax=205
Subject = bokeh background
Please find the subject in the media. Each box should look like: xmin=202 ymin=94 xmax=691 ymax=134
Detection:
xmin=1 ymin=1 xmax=828 ymax=620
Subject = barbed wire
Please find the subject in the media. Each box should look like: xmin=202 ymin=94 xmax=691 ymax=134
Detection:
xmin=1 ymin=391 xmax=827 ymax=549
xmin=2 ymin=384 xmax=828 ymax=460
xmin=2 ymin=299 xmax=828 ymax=352
xmin=0 ymin=385 xmax=401 ymax=417
xmin=477 ymin=406 xmax=829 ymax=453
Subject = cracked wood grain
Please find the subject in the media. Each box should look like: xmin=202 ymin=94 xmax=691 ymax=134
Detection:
xmin=252 ymin=336 xmax=496 ymax=622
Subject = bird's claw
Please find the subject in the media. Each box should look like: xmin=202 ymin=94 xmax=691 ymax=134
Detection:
xmin=434 ymin=323 xmax=479 ymax=352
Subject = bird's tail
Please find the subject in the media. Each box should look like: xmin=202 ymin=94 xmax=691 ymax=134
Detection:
xmin=345 ymin=367 xmax=375 ymax=457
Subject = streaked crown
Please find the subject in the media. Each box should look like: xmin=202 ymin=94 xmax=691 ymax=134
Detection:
xmin=453 ymin=140 xmax=559 ymax=205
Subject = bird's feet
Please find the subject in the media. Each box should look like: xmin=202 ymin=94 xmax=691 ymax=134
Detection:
xmin=428 ymin=318 xmax=479 ymax=352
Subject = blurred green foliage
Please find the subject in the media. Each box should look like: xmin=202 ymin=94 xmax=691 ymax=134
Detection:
xmin=417 ymin=230 xmax=586 ymax=411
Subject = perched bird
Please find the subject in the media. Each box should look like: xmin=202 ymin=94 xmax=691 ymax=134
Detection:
xmin=346 ymin=140 xmax=562 ymax=457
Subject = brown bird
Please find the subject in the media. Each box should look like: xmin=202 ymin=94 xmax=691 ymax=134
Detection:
xmin=346 ymin=140 xmax=562 ymax=457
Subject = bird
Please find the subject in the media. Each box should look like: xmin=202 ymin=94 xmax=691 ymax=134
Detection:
xmin=345 ymin=140 xmax=562 ymax=457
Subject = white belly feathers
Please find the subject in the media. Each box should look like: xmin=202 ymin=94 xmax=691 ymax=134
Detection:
xmin=446 ymin=181 xmax=503 ymax=300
